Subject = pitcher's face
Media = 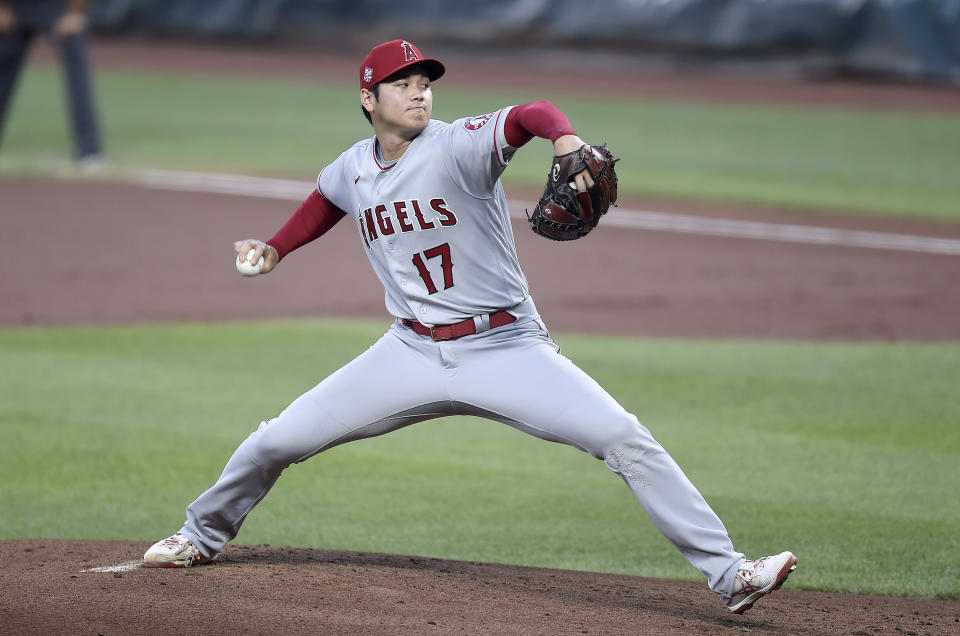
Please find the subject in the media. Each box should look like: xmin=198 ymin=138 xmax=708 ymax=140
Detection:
xmin=364 ymin=70 xmax=433 ymax=136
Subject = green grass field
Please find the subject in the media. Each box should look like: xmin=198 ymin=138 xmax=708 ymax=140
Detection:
xmin=2 ymin=67 xmax=960 ymax=221
xmin=1 ymin=322 xmax=958 ymax=599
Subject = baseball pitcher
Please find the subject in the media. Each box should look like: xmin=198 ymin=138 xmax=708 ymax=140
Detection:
xmin=144 ymin=39 xmax=796 ymax=615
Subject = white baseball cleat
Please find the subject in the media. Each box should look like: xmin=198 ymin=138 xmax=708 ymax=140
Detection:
xmin=143 ymin=533 xmax=217 ymax=568
xmin=726 ymin=551 xmax=798 ymax=614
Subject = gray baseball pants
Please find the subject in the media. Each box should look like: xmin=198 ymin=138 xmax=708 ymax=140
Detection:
xmin=180 ymin=309 xmax=745 ymax=601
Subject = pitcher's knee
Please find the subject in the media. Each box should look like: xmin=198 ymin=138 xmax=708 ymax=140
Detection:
xmin=241 ymin=419 xmax=311 ymax=469
xmin=592 ymin=413 xmax=649 ymax=457
xmin=600 ymin=416 xmax=664 ymax=469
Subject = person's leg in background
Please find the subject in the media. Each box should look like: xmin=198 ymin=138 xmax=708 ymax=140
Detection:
xmin=0 ymin=26 xmax=32 ymax=147
xmin=57 ymin=30 xmax=101 ymax=162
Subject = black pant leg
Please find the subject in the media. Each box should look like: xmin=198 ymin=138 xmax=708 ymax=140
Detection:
xmin=0 ymin=29 xmax=33 ymax=147
xmin=58 ymin=32 xmax=100 ymax=159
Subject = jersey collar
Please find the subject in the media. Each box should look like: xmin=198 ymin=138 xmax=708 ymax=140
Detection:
xmin=372 ymin=138 xmax=400 ymax=171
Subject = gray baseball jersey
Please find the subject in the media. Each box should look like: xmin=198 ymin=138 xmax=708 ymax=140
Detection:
xmin=318 ymin=108 xmax=525 ymax=325
xmin=177 ymin=108 xmax=748 ymax=604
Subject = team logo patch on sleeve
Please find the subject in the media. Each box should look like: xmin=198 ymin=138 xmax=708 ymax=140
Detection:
xmin=464 ymin=112 xmax=495 ymax=131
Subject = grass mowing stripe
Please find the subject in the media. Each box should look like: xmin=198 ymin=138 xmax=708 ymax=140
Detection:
xmin=2 ymin=68 xmax=959 ymax=221
xmin=1 ymin=320 xmax=957 ymax=598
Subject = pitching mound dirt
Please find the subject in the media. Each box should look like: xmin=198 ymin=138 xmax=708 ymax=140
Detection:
xmin=1 ymin=539 xmax=957 ymax=635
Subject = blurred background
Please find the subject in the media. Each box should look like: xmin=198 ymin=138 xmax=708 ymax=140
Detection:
xmin=85 ymin=0 xmax=960 ymax=82
xmin=5 ymin=0 xmax=959 ymax=217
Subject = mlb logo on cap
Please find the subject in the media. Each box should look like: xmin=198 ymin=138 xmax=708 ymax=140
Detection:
xmin=359 ymin=40 xmax=445 ymax=89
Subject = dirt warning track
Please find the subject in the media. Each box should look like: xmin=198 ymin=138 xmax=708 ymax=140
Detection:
xmin=2 ymin=179 xmax=958 ymax=341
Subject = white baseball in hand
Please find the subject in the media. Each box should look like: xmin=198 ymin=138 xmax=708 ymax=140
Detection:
xmin=236 ymin=249 xmax=264 ymax=277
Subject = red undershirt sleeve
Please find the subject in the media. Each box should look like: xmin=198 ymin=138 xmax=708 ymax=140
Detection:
xmin=266 ymin=190 xmax=347 ymax=260
xmin=504 ymin=100 xmax=577 ymax=148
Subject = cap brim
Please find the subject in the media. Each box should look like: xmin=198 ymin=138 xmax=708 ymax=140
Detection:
xmin=420 ymin=59 xmax=445 ymax=82
xmin=380 ymin=58 xmax=445 ymax=84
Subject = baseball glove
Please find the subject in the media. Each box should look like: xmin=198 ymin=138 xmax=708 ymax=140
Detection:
xmin=527 ymin=144 xmax=619 ymax=241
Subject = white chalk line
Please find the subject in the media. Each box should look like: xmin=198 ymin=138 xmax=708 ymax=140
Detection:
xmin=82 ymin=560 xmax=142 ymax=573
xmin=138 ymin=169 xmax=960 ymax=256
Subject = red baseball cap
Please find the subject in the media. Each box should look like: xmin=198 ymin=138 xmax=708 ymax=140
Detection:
xmin=359 ymin=40 xmax=445 ymax=90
